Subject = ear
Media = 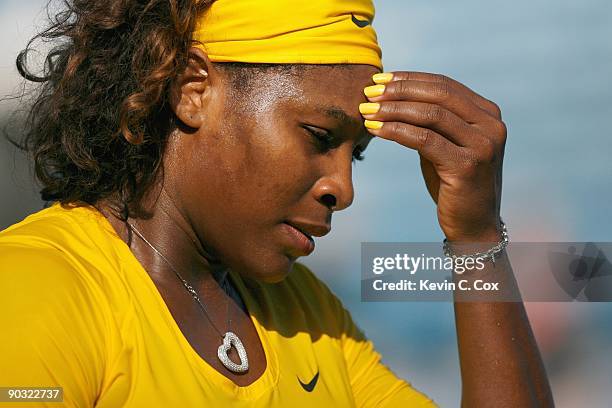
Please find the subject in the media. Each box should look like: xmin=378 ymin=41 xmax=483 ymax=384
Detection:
xmin=170 ymin=47 xmax=213 ymax=129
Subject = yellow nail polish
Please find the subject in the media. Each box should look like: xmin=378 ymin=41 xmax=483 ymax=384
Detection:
xmin=364 ymin=120 xmax=384 ymax=130
xmin=372 ymin=72 xmax=394 ymax=84
xmin=364 ymin=84 xmax=385 ymax=98
xmin=359 ymin=103 xmax=380 ymax=115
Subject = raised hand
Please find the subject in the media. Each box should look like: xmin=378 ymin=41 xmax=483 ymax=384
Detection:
xmin=360 ymin=72 xmax=507 ymax=241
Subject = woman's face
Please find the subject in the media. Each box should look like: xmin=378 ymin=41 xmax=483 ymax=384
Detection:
xmin=166 ymin=63 xmax=379 ymax=283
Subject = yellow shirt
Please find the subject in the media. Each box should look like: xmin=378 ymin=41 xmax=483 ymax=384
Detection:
xmin=0 ymin=203 xmax=437 ymax=407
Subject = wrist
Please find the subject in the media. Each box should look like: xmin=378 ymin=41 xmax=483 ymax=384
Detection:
xmin=443 ymin=219 xmax=507 ymax=261
xmin=443 ymin=220 xmax=503 ymax=243
xmin=444 ymin=218 xmax=509 ymax=263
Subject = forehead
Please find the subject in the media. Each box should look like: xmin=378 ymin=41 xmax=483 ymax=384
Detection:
xmin=225 ymin=63 xmax=379 ymax=105
xmin=293 ymin=64 xmax=379 ymax=100
xmin=257 ymin=64 xmax=378 ymax=117
xmin=223 ymin=64 xmax=379 ymax=141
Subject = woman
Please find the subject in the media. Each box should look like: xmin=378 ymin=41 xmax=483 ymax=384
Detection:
xmin=0 ymin=0 xmax=553 ymax=406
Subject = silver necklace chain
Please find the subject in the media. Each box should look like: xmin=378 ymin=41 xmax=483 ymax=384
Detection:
xmin=127 ymin=222 xmax=249 ymax=373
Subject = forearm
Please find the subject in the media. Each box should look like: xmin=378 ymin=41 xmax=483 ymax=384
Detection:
xmin=449 ymin=230 xmax=554 ymax=407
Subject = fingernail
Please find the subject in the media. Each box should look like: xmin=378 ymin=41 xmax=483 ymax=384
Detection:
xmin=364 ymin=120 xmax=384 ymax=130
xmin=364 ymin=84 xmax=385 ymax=98
xmin=372 ymin=72 xmax=393 ymax=84
xmin=359 ymin=102 xmax=380 ymax=115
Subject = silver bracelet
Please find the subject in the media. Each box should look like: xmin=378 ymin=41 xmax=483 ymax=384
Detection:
xmin=442 ymin=220 xmax=509 ymax=270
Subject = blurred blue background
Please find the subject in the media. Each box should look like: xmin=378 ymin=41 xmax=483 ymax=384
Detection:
xmin=1 ymin=0 xmax=611 ymax=406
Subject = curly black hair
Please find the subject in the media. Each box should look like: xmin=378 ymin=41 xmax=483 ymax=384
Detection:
xmin=9 ymin=0 xmax=215 ymax=219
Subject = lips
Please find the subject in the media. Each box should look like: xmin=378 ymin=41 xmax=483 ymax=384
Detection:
xmin=281 ymin=220 xmax=331 ymax=257
xmin=285 ymin=220 xmax=331 ymax=238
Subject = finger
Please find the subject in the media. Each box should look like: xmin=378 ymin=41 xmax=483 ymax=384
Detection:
xmin=365 ymin=80 xmax=493 ymax=124
xmin=373 ymin=71 xmax=502 ymax=120
xmin=360 ymin=101 xmax=488 ymax=148
xmin=364 ymin=120 xmax=464 ymax=167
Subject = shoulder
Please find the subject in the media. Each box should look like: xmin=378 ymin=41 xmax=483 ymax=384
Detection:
xmin=0 ymin=203 xmax=122 ymax=357
xmin=272 ymin=262 xmax=360 ymax=337
xmin=0 ymin=202 xmax=125 ymax=284
xmin=287 ymin=262 xmax=331 ymax=292
xmin=285 ymin=262 xmax=342 ymax=307
xmin=0 ymin=202 xmax=114 ymax=246
xmin=0 ymin=203 xmax=127 ymax=323
xmin=0 ymin=203 xmax=112 ymax=312
xmin=0 ymin=207 xmax=114 ymax=406
xmin=240 ymin=261 xmax=345 ymax=321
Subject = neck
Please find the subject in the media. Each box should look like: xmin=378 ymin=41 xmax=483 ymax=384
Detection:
xmin=98 ymin=186 xmax=230 ymax=288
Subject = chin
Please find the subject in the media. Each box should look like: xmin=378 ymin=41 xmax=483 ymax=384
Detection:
xmin=240 ymin=254 xmax=296 ymax=284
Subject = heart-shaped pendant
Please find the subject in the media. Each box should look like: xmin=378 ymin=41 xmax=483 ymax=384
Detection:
xmin=217 ymin=331 xmax=249 ymax=373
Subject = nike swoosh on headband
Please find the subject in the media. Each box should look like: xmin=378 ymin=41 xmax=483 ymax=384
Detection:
xmin=351 ymin=13 xmax=371 ymax=28
xmin=297 ymin=371 xmax=320 ymax=392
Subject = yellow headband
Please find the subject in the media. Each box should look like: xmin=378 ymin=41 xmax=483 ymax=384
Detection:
xmin=193 ymin=0 xmax=383 ymax=69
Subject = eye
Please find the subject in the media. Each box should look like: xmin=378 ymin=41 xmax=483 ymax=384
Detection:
xmin=303 ymin=125 xmax=365 ymax=163
xmin=303 ymin=125 xmax=336 ymax=151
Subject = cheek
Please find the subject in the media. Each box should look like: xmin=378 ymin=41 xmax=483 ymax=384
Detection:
xmin=239 ymin=127 xmax=314 ymax=208
xmin=178 ymin=117 xmax=312 ymax=220
xmin=227 ymin=120 xmax=314 ymax=210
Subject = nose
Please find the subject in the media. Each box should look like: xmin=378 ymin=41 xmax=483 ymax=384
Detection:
xmin=312 ymin=153 xmax=355 ymax=212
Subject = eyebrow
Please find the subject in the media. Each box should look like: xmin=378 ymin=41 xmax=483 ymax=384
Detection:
xmin=321 ymin=106 xmax=359 ymax=127
xmin=319 ymin=106 xmax=371 ymax=141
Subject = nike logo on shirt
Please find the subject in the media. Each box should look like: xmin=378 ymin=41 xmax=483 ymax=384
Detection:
xmin=298 ymin=371 xmax=319 ymax=392
xmin=351 ymin=14 xmax=371 ymax=28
